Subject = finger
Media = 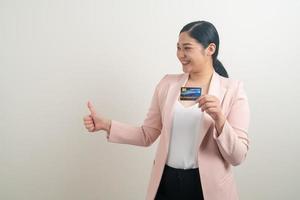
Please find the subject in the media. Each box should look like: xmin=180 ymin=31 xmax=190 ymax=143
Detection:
xmin=87 ymin=101 xmax=97 ymax=116
xmin=84 ymin=118 xmax=93 ymax=122
xmin=88 ymin=127 xmax=95 ymax=132
xmin=199 ymin=96 xmax=216 ymax=107
xmin=85 ymin=124 xmax=94 ymax=129
xmin=199 ymin=102 xmax=218 ymax=111
xmin=200 ymin=103 xmax=217 ymax=112
xmin=196 ymin=94 xmax=207 ymax=102
xmin=83 ymin=116 xmax=91 ymax=121
xmin=84 ymin=120 xmax=93 ymax=124
xmin=84 ymin=121 xmax=94 ymax=125
xmin=84 ymin=114 xmax=95 ymax=120
xmin=83 ymin=117 xmax=93 ymax=122
xmin=204 ymin=107 xmax=218 ymax=114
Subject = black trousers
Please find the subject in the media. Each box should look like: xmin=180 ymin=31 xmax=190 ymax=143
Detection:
xmin=155 ymin=164 xmax=204 ymax=200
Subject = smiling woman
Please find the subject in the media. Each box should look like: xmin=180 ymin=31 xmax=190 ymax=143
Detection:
xmin=153 ymin=21 xmax=249 ymax=200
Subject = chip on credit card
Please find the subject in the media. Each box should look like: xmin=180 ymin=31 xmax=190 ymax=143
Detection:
xmin=180 ymin=87 xmax=202 ymax=101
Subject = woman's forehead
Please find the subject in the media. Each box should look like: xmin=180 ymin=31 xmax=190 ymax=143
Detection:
xmin=177 ymin=33 xmax=198 ymax=46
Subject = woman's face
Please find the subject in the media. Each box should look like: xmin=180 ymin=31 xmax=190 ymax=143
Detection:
xmin=176 ymin=32 xmax=214 ymax=73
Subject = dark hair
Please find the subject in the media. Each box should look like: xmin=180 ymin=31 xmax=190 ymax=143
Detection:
xmin=180 ymin=21 xmax=229 ymax=78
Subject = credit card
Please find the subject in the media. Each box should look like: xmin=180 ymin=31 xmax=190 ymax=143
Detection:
xmin=180 ymin=87 xmax=202 ymax=101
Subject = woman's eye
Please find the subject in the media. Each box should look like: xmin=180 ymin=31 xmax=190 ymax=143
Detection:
xmin=177 ymin=47 xmax=191 ymax=50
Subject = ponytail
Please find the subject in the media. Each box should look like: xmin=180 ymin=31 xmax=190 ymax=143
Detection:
xmin=213 ymin=58 xmax=229 ymax=78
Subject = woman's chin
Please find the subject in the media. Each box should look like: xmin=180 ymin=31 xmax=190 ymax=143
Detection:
xmin=182 ymin=65 xmax=192 ymax=73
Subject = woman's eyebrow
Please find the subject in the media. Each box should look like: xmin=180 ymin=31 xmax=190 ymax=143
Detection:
xmin=177 ymin=42 xmax=193 ymax=46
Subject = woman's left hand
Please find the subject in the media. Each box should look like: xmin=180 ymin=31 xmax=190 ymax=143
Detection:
xmin=196 ymin=95 xmax=226 ymax=135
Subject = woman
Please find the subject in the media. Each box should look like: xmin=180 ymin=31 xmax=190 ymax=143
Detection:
xmin=83 ymin=20 xmax=250 ymax=200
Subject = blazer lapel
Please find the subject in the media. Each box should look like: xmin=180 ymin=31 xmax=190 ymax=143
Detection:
xmin=197 ymin=71 xmax=226 ymax=148
xmin=163 ymin=71 xmax=227 ymax=152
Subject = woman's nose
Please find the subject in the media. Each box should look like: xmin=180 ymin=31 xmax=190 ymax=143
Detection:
xmin=177 ymin=50 xmax=186 ymax=58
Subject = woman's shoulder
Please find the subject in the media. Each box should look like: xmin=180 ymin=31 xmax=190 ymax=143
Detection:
xmin=218 ymin=74 xmax=245 ymax=91
xmin=154 ymin=73 xmax=184 ymax=93
xmin=217 ymin=74 xmax=248 ymax=103
xmin=159 ymin=73 xmax=184 ymax=83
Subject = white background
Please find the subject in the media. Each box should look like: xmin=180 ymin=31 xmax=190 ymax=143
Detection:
xmin=1 ymin=0 xmax=299 ymax=199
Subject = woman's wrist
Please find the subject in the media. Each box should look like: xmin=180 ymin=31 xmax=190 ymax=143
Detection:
xmin=104 ymin=119 xmax=112 ymax=133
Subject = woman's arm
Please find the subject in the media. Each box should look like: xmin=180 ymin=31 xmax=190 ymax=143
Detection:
xmin=213 ymin=81 xmax=251 ymax=166
xmin=106 ymin=75 xmax=167 ymax=147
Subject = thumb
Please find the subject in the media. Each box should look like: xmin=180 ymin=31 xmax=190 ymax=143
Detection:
xmin=87 ymin=101 xmax=97 ymax=116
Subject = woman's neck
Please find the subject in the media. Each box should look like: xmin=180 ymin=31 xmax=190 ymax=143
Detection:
xmin=188 ymin=67 xmax=214 ymax=84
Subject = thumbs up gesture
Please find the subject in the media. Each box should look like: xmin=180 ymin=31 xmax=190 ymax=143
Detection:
xmin=83 ymin=101 xmax=111 ymax=133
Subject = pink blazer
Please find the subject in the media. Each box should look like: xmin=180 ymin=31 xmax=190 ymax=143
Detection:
xmin=106 ymin=70 xmax=250 ymax=200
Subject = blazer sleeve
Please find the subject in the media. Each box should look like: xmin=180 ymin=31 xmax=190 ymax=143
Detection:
xmin=105 ymin=75 xmax=167 ymax=147
xmin=213 ymin=80 xmax=251 ymax=166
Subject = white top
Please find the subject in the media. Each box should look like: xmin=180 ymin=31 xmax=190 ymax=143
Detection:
xmin=166 ymin=100 xmax=203 ymax=169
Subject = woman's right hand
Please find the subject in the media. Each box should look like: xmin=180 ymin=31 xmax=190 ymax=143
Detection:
xmin=83 ymin=101 xmax=111 ymax=133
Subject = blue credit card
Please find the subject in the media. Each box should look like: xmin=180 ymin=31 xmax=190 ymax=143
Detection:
xmin=180 ymin=87 xmax=202 ymax=101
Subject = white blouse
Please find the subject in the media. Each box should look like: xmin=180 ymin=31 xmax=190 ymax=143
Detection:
xmin=166 ymin=100 xmax=203 ymax=169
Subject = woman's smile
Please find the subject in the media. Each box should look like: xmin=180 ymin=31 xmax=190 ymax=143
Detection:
xmin=181 ymin=60 xmax=191 ymax=65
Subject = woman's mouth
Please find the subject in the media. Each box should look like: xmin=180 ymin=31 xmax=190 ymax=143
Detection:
xmin=181 ymin=61 xmax=190 ymax=65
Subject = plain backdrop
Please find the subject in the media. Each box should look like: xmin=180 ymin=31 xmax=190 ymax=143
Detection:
xmin=1 ymin=0 xmax=299 ymax=199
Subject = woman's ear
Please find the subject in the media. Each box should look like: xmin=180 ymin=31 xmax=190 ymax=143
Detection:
xmin=206 ymin=43 xmax=216 ymax=56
